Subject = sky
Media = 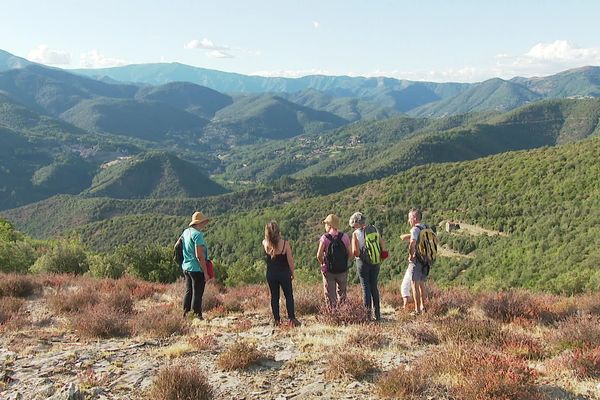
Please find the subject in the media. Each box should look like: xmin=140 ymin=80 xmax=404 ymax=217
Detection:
xmin=1 ymin=0 xmax=599 ymax=82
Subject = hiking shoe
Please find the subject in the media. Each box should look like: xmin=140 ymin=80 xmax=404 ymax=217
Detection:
xmin=273 ymin=319 xmax=282 ymax=327
xmin=289 ymin=318 xmax=302 ymax=327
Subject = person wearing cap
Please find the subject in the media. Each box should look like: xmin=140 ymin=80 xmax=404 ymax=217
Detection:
xmin=316 ymin=214 xmax=352 ymax=308
xmin=179 ymin=211 xmax=211 ymax=318
xmin=350 ymin=211 xmax=386 ymax=321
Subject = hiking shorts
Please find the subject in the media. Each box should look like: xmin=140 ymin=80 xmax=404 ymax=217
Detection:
xmin=408 ymin=261 xmax=427 ymax=282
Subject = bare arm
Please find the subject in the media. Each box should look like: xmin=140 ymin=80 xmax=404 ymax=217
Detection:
xmin=352 ymin=231 xmax=360 ymax=257
xmin=195 ymin=244 xmax=209 ymax=279
xmin=409 ymin=239 xmax=417 ymax=262
xmin=401 ymin=233 xmax=411 ymax=242
xmin=285 ymin=241 xmax=295 ymax=278
xmin=317 ymin=241 xmax=325 ymax=265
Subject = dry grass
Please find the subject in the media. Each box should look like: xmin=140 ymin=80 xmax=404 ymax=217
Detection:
xmin=188 ymin=334 xmax=218 ymax=351
xmin=501 ymin=332 xmax=547 ymax=360
xmin=216 ymin=341 xmax=264 ymax=370
xmin=0 ymin=273 xmax=40 ymax=298
xmin=146 ymin=362 xmax=214 ymax=400
xmin=131 ymin=304 xmax=190 ymax=338
xmin=426 ymin=285 xmax=474 ymax=317
xmin=399 ymin=322 xmax=440 ymax=346
xmin=325 ymin=349 xmax=376 ymax=381
xmin=160 ymin=343 xmax=195 ymax=359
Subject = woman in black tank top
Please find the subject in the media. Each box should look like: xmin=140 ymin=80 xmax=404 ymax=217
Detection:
xmin=263 ymin=221 xmax=300 ymax=327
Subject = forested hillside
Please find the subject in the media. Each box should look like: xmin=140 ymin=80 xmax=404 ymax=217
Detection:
xmin=6 ymin=137 xmax=599 ymax=294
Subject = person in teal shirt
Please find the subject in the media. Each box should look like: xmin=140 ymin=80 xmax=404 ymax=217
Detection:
xmin=179 ymin=211 xmax=211 ymax=318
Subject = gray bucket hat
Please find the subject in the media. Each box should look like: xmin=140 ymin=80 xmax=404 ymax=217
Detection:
xmin=349 ymin=212 xmax=366 ymax=226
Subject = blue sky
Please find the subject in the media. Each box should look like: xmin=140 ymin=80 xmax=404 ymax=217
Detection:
xmin=2 ymin=0 xmax=599 ymax=82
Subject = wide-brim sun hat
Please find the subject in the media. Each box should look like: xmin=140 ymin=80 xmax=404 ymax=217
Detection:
xmin=349 ymin=212 xmax=366 ymax=226
xmin=323 ymin=214 xmax=340 ymax=230
xmin=189 ymin=211 xmax=209 ymax=226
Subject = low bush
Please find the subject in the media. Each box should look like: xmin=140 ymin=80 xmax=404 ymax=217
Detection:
xmin=202 ymin=283 xmax=223 ymax=312
xmin=188 ymin=334 xmax=218 ymax=351
xmin=317 ymin=297 xmax=371 ymax=326
xmin=478 ymin=290 xmax=556 ymax=324
xmin=550 ymin=315 xmax=600 ymax=352
xmin=146 ymin=362 xmax=214 ymax=400
xmin=30 ymin=240 xmax=89 ymax=275
xmin=375 ymin=366 xmax=429 ymax=399
xmin=425 ymin=344 xmax=540 ymax=400
xmin=131 ymin=304 xmax=189 ymax=338
xmin=0 ymin=296 xmax=25 ymax=324
xmin=427 ymin=286 xmax=474 ymax=316
xmin=48 ymin=288 xmax=100 ymax=314
xmin=294 ymin=285 xmax=322 ymax=316
xmin=436 ymin=316 xmax=504 ymax=344
xmin=70 ymin=303 xmax=130 ymax=339
xmin=0 ymin=273 xmax=40 ymax=297
xmin=502 ymin=332 xmax=546 ymax=360
xmin=0 ymin=239 xmax=38 ymax=273
xmin=325 ymin=349 xmax=376 ymax=381
xmin=102 ymin=288 xmax=134 ymax=314
xmin=400 ymin=322 xmax=440 ymax=345
xmin=567 ymin=346 xmax=600 ymax=379
xmin=380 ymin=283 xmax=405 ymax=309
xmin=216 ymin=341 xmax=263 ymax=370
xmin=222 ymin=284 xmax=264 ymax=312
xmin=346 ymin=325 xmax=390 ymax=349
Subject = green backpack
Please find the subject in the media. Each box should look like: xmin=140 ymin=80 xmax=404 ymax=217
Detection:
xmin=361 ymin=225 xmax=382 ymax=265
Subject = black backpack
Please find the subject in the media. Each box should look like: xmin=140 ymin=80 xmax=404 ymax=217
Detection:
xmin=325 ymin=233 xmax=348 ymax=273
xmin=173 ymin=237 xmax=184 ymax=266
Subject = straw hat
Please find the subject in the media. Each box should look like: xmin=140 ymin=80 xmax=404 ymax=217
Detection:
xmin=189 ymin=211 xmax=209 ymax=227
xmin=323 ymin=214 xmax=340 ymax=230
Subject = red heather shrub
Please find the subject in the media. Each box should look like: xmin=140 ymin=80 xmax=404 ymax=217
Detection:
xmin=427 ymin=344 xmax=540 ymax=400
xmin=478 ymin=290 xmax=556 ymax=324
xmin=0 ymin=273 xmax=40 ymax=298
xmin=375 ymin=366 xmax=429 ymax=399
xmin=102 ymin=288 xmax=134 ymax=314
xmin=400 ymin=322 xmax=440 ymax=345
xmin=70 ymin=303 xmax=130 ymax=339
xmin=147 ymin=362 xmax=214 ymax=400
xmin=380 ymin=283 xmax=405 ymax=309
xmin=48 ymin=288 xmax=100 ymax=313
xmin=188 ymin=334 xmax=218 ymax=351
xmin=346 ymin=324 xmax=390 ymax=349
xmin=216 ymin=342 xmax=263 ymax=370
xmin=578 ymin=293 xmax=600 ymax=316
xmin=502 ymin=332 xmax=547 ymax=360
xmin=223 ymin=284 xmax=265 ymax=312
xmin=118 ymin=276 xmax=167 ymax=300
xmin=202 ymin=283 xmax=223 ymax=312
xmin=427 ymin=286 xmax=474 ymax=316
xmin=230 ymin=318 xmax=253 ymax=333
xmin=294 ymin=285 xmax=322 ymax=316
xmin=39 ymin=273 xmax=75 ymax=289
xmin=131 ymin=304 xmax=189 ymax=338
xmin=325 ymin=349 xmax=376 ymax=381
xmin=318 ymin=297 xmax=371 ymax=326
xmin=550 ymin=315 xmax=600 ymax=352
xmin=0 ymin=296 xmax=25 ymax=324
xmin=436 ymin=316 xmax=504 ymax=344
xmin=567 ymin=346 xmax=600 ymax=379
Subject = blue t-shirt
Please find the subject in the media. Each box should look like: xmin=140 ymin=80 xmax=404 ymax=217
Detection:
xmin=181 ymin=227 xmax=208 ymax=272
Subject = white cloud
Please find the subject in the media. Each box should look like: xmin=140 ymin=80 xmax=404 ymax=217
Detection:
xmin=27 ymin=45 xmax=71 ymax=65
xmin=79 ymin=50 xmax=127 ymax=68
xmin=184 ymin=38 xmax=234 ymax=58
xmin=312 ymin=21 xmax=320 ymax=29
xmin=494 ymin=40 xmax=600 ymax=77
xmin=207 ymin=50 xmax=234 ymax=59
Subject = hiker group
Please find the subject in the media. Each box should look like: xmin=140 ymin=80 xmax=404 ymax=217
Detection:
xmin=175 ymin=208 xmax=437 ymax=325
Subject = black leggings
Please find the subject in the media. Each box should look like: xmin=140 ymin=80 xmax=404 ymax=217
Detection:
xmin=183 ymin=270 xmax=205 ymax=317
xmin=266 ymin=269 xmax=295 ymax=321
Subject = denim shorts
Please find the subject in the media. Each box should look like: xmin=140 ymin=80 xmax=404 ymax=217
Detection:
xmin=408 ymin=261 xmax=427 ymax=282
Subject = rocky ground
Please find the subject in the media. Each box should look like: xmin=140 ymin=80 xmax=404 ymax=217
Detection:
xmin=1 ymin=279 xmax=599 ymax=399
